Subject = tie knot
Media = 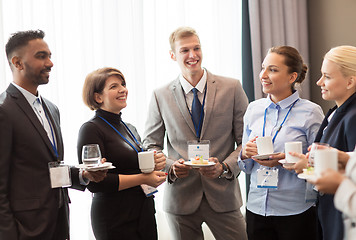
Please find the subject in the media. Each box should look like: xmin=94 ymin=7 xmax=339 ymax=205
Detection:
xmin=33 ymin=98 xmax=41 ymax=106
xmin=192 ymin=88 xmax=198 ymax=96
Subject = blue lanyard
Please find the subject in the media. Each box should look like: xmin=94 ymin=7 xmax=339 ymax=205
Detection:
xmin=189 ymin=85 xmax=207 ymax=139
xmin=98 ymin=116 xmax=143 ymax=154
xmin=43 ymin=107 xmax=59 ymax=160
xmin=262 ymin=99 xmax=299 ymax=143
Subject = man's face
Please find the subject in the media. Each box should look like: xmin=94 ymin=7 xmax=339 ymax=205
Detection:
xmin=18 ymin=38 xmax=53 ymax=87
xmin=171 ymin=35 xmax=203 ymax=77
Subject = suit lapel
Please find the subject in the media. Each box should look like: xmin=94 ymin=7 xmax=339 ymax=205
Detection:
xmin=321 ymin=108 xmax=344 ymax=143
xmin=315 ymin=106 xmax=336 ymax=142
xmin=42 ymin=99 xmax=63 ymax=160
xmin=200 ymin=73 xmax=216 ymax=138
xmin=318 ymin=93 xmax=356 ymax=143
xmin=7 ymin=85 xmax=59 ymax=160
xmin=170 ymin=78 xmax=196 ymax=135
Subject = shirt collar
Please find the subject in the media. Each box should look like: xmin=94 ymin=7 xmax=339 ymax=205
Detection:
xmin=11 ymin=82 xmax=42 ymax=105
xmin=265 ymin=91 xmax=300 ymax=109
xmin=179 ymin=68 xmax=207 ymax=94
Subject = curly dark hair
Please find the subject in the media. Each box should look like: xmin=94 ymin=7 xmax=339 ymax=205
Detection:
xmin=5 ymin=29 xmax=45 ymax=67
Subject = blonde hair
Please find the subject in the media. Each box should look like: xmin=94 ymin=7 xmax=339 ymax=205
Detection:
xmin=324 ymin=45 xmax=356 ymax=77
xmin=82 ymin=67 xmax=125 ymax=110
xmin=169 ymin=26 xmax=200 ymax=52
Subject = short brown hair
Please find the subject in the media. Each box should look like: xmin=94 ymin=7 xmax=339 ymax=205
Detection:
xmin=169 ymin=26 xmax=200 ymax=52
xmin=82 ymin=67 xmax=125 ymax=110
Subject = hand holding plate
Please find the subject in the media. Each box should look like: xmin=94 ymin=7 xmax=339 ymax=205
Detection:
xmin=199 ymin=157 xmax=221 ymax=179
xmin=172 ymin=159 xmax=191 ymax=179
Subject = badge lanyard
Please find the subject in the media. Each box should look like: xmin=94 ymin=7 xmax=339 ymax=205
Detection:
xmin=189 ymin=85 xmax=207 ymax=139
xmin=43 ymin=107 xmax=59 ymax=160
xmin=262 ymin=99 xmax=299 ymax=143
xmin=98 ymin=116 xmax=143 ymax=153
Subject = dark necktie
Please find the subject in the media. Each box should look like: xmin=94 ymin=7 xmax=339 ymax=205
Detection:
xmin=191 ymin=88 xmax=204 ymax=138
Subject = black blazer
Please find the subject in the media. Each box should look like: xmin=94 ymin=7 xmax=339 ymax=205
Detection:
xmin=0 ymin=84 xmax=83 ymax=240
xmin=315 ymin=92 xmax=356 ymax=240
xmin=315 ymin=92 xmax=356 ymax=151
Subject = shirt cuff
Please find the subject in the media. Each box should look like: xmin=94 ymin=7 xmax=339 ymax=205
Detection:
xmin=79 ymin=169 xmax=90 ymax=185
xmin=168 ymin=166 xmax=178 ymax=183
xmin=220 ymin=163 xmax=234 ymax=180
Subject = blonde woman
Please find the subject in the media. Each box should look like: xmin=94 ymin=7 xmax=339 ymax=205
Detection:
xmin=289 ymin=46 xmax=356 ymax=240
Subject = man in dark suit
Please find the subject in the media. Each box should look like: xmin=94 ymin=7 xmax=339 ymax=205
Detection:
xmin=0 ymin=30 xmax=106 ymax=240
xmin=143 ymin=27 xmax=248 ymax=240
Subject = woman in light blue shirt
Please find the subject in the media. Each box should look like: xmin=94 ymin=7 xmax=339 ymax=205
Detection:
xmin=238 ymin=46 xmax=324 ymax=240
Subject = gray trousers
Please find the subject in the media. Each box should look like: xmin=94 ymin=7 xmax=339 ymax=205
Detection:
xmin=166 ymin=195 xmax=247 ymax=240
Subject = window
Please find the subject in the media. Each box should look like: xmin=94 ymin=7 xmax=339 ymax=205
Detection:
xmin=0 ymin=1 xmax=243 ymax=239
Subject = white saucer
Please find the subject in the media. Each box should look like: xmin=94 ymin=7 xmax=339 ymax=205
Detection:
xmin=75 ymin=162 xmax=116 ymax=171
xmin=297 ymin=173 xmax=317 ymax=182
xmin=183 ymin=161 xmax=216 ymax=168
xmin=278 ymin=159 xmax=295 ymax=167
xmin=252 ymin=152 xmax=281 ymax=160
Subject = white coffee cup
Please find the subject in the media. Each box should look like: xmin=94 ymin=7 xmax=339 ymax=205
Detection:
xmin=285 ymin=141 xmax=303 ymax=163
xmin=256 ymin=136 xmax=274 ymax=155
xmin=138 ymin=151 xmax=155 ymax=173
xmin=314 ymin=148 xmax=338 ymax=177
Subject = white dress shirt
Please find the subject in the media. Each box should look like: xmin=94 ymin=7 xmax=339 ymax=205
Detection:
xmin=179 ymin=68 xmax=207 ymax=113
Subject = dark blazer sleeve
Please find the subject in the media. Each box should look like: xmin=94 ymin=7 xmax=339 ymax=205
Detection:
xmin=344 ymin=109 xmax=356 ymax=151
xmin=0 ymin=106 xmax=18 ymax=239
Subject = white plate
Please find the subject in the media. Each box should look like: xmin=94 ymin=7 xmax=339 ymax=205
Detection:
xmin=252 ymin=152 xmax=281 ymax=160
xmin=297 ymin=173 xmax=317 ymax=182
xmin=75 ymin=162 xmax=116 ymax=171
xmin=183 ymin=161 xmax=216 ymax=168
xmin=278 ymin=159 xmax=295 ymax=167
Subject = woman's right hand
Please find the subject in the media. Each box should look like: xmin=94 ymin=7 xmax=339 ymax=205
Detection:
xmin=144 ymin=171 xmax=167 ymax=188
xmin=242 ymin=136 xmax=258 ymax=159
xmin=282 ymin=152 xmax=308 ymax=174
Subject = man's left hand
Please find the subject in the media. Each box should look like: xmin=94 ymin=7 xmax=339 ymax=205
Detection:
xmin=199 ymin=157 xmax=223 ymax=179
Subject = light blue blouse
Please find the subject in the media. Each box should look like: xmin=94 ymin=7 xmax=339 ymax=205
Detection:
xmin=238 ymin=91 xmax=324 ymax=216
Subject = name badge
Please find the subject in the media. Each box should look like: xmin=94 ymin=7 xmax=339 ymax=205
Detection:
xmin=141 ymin=184 xmax=158 ymax=197
xmin=48 ymin=161 xmax=72 ymax=188
xmin=187 ymin=140 xmax=210 ymax=161
xmin=257 ymin=167 xmax=278 ymax=188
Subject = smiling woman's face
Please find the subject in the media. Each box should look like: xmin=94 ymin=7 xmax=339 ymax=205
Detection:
xmin=259 ymin=52 xmax=297 ymax=103
xmin=95 ymin=76 xmax=128 ymax=114
xmin=317 ymin=58 xmax=353 ymax=107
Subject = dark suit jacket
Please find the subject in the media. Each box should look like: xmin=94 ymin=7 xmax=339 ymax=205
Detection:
xmin=0 ymin=84 xmax=83 ymax=240
xmin=315 ymin=92 xmax=356 ymax=240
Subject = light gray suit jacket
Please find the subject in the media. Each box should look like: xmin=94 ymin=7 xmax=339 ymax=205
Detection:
xmin=143 ymin=70 xmax=249 ymax=215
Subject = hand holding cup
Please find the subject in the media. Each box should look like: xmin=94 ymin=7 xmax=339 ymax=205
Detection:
xmin=154 ymin=151 xmax=166 ymax=171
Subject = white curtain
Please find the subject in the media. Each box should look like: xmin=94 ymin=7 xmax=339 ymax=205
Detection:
xmin=249 ymin=0 xmax=310 ymax=99
xmin=0 ymin=0 xmax=243 ymax=239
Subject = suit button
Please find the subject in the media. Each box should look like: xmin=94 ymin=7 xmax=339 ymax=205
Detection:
xmin=351 ymin=222 xmax=356 ymax=228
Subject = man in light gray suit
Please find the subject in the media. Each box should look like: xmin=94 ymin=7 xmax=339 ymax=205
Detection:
xmin=143 ymin=27 xmax=248 ymax=240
